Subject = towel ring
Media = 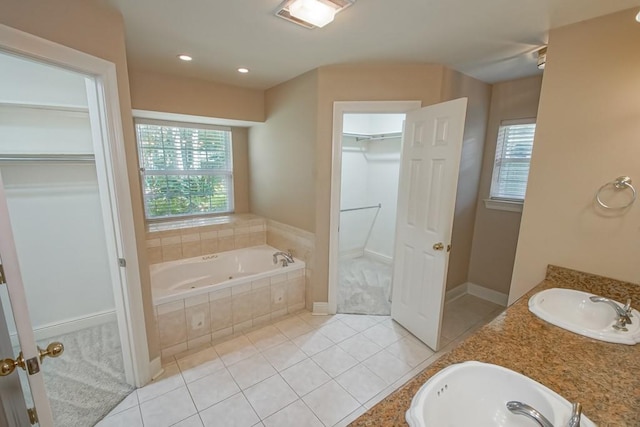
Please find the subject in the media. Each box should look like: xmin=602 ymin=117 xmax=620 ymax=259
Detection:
xmin=595 ymin=176 xmax=636 ymax=209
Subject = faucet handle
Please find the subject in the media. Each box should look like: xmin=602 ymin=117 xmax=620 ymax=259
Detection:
xmin=568 ymin=402 xmax=582 ymax=427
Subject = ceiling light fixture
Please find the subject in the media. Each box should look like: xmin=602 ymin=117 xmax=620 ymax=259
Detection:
xmin=536 ymin=47 xmax=547 ymax=70
xmin=636 ymin=10 xmax=640 ymax=22
xmin=238 ymin=68 xmax=249 ymax=74
xmin=275 ymin=0 xmax=355 ymax=29
xmin=178 ymin=54 xmax=193 ymax=61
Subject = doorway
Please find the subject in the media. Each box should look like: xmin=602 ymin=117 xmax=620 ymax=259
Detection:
xmin=337 ymin=113 xmax=405 ymax=315
xmin=0 ymin=24 xmax=149 ymax=427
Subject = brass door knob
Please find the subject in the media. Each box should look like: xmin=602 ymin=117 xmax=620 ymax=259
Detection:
xmin=38 ymin=342 xmax=64 ymax=363
xmin=433 ymin=242 xmax=444 ymax=251
xmin=0 ymin=352 xmax=25 ymax=376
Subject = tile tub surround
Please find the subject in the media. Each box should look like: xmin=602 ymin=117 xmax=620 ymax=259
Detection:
xmin=146 ymin=214 xmax=267 ymax=264
xmin=155 ymin=269 xmax=306 ymax=359
xmin=350 ymin=265 xmax=640 ymax=426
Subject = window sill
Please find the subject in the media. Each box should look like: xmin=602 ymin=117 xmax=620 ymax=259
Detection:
xmin=483 ymin=198 xmax=523 ymax=213
xmin=146 ymin=213 xmax=260 ymax=234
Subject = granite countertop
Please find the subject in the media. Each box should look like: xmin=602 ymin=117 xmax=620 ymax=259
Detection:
xmin=351 ymin=265 xmax=640 ymax=426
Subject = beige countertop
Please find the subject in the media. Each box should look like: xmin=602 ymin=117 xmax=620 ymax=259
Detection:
xmin=350 ymin=265 xmax=640 ymax=426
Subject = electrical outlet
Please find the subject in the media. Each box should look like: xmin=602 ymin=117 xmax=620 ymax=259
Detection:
xmin=274 ymin=288 xmax=285 ymax=303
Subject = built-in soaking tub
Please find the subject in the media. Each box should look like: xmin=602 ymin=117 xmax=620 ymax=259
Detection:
xmin=152 ymin=244 xmax=307 ymax=358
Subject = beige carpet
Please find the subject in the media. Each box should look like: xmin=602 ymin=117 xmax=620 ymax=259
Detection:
xmin=338 ymin=256 xmax=392 ymax=315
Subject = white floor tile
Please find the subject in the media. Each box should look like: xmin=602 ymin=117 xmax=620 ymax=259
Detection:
xmin=280 ymin=358 xmax=331 ymax=397
xmin=139 ymin=386 xmax=197 ymax=427
xmin=311 ymin=346 xmax=358 ymax=378
xmin=227 ymin=353 xmax=277 ymax=389
xmin=338 ymin=333 xmax=383 ymax=362
xmin=137 ymin=362 xmax=185 ymax=403
xmin=335 ymin=364 xmax=387 ymax=404
xmin=338 ymin=315 xmax=380 ymax=332
xmin=362 ymin=323 xmax=405 ymax=347
xmin=380 ymin=319 xmax=410 ymax=336
xmin=262 ymin=400 xmax=323 ymax=427
xmin=97 ymin=406 xmax=143 ymax=427
xmin=178 ymin=347 xmax=226 ymax=383
xmin=385 ymin=335 xmax=435 ymax=367
xmin=273 ymin=316 xmax=314 ymax=339
xmin=292 ymin=330 xmax=334 ymax=356
xmin=261 ymin=341 xmax=308 ymax=371
xmin=173 ymin=414 xmax=204 ymax=427
xmin=245 ymin=325 xmax=288 ymax=351
xmin=243 ymin=375 xmax=298 ymax=419
xmin=297 ymin=311 xmax=339 ymax=328
xmin=187 ymin=368 xmax=240 ymax=411
xmin=214 ymin=335 xmax=259 ymax=366
xmin=318 ymin=321 xmax=358 ymax=343
xmin=199 ymin=393 xmax=260 ymax=427
xmin=362 ymin=349 xmax=412 ymax=385
xmin=302 ymin=380 xmax=360 ymax=427
xmin=106 ymin=390 xmax=138 ymax=417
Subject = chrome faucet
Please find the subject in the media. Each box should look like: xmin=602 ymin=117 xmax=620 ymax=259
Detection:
xmin=506 ymin=401 xmax=554 ymax=427
xmin=589 ymin=296 xmax=633 ymax=331
xmin=568 ymin=402 xmax=582 ymax=427
xmin=273 ymin=251 xmax=294 ymax=266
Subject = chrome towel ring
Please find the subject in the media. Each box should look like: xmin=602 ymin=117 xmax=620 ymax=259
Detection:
xmin=595 ymin=176 xmax=636 ymax=209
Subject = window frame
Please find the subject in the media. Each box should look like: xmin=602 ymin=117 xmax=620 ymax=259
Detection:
xmin=485 ymin=118 xmax=536 ymax=212
xmin=134 ymin=118 xmax=235 ymax=221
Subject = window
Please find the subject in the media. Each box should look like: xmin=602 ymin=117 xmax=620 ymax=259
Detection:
xmin=488 ymin=119 xmax=536 ymax=210
xmin=135 ymin=119 xmax=234 ymax=219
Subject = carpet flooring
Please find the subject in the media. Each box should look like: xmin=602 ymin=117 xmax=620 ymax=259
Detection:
xmin=17 ymin=321 xmax=133 ymax=426
xmin=337 ymin=256 xmax=392 ymax=315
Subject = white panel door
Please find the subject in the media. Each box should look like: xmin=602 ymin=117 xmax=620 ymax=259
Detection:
xmin=390 ymin=98 xmax=467 ymax=351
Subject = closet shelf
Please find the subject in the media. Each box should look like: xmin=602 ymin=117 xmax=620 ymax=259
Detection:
xmin=0 ymin=154 xmax=95 ymax=163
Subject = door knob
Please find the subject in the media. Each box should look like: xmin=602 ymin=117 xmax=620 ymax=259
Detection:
xmin=433 ymin=242 xmax=444 ymax=251
xmin=38 ymin=342 xmax=64 ymax=363
xmin=0 ymin=352 xmax=25 ymax=376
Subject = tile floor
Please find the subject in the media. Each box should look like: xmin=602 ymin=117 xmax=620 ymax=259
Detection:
xmin=98 ymin=294 xmax=502 ymax=427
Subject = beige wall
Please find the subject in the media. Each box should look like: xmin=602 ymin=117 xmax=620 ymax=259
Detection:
xmin=440 ymin=69 xmax=492 ymax=291
xmin=231 ymin=127 xmax=250 ymax=213
xmin=510 ymin=8 xmax=640 ymax=304
xmin=248 ymin=70 xmax=319 ymax=232
xmin=0 ymin=0 xmax=159 ymax=359
xmin=129 ymin=69 xmax=264 ymax=122
xmin=468 ymin=76 xmax=543 ymax=295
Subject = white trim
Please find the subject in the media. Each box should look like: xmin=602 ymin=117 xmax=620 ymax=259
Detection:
xmin=328 ymin=101 xmax=422 ymax=315
xmin=483 ymin=198 xmax=524 ymax=212
xmin=10 ymin=311 xmax=117 ymax=348
xmin=0 ymin=23 xmax=150 ymax=398
xmin=444 ymin=282 xmax=508 ymax=307
xmin=339 ymin=248 xmax=364 ymax=260
xmin=134 ymin=117 xmax=232 ymax=132
xmin=149 ymin=357 xmax=163 ymax=381
xmin=312 ymin=302 xmax=329 ymax=315
xmin=363 ymin=249 xmax=393 ymax=265
xmin=133 ymin=109 xmax=262 ymax=128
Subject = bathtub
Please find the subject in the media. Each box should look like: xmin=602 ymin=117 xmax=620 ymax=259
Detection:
xmin=151 ymin=244 xmax=305 ymax=305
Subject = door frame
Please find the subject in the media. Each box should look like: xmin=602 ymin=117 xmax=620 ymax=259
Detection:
xmin=328 ymin=101 xmax=422 ymax=314
xmin=0 ymin=24 xmax=150 ymax=387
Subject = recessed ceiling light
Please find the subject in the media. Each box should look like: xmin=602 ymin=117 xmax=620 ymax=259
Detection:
xmin=178 ymin=54 xmax=193 ymax=61
xmin=238 ymin=68 xmax=249 ymax=74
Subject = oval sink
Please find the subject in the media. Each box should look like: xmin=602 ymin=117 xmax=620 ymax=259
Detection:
xmin=406 ymin=361 xmax=595 ymax=427
xmin=529 ymin=288 xmax=640 ymax=345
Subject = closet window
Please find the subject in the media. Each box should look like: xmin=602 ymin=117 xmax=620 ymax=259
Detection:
xmin=486 ymin=119 xmax=536 ymax=212
xmin=135 ymin=119 xmax=234 ymax=219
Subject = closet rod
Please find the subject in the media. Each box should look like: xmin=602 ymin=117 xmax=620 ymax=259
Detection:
xmin=0 ymin=154 xmax=95 ymax=163
xmin=340 ymin=203 xmax=382 ymax=213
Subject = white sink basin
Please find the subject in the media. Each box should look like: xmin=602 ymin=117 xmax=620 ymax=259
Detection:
xmin=529 ymin=288 xmax=640 ymax=345
xmin=406 ymin=361 xmax=595 ymax=427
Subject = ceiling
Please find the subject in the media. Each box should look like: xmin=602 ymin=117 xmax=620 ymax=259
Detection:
xmin=108 ymin=0 xmax=640 ymax=90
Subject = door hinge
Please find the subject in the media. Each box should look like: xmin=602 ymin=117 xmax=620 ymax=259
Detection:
xmin=0 ymin=264 xmax=5 ymax=284
xmin=27 ymin=407 xmax=38 ymax=425
xmin=118 ymin=258 xmax=126 ymax=267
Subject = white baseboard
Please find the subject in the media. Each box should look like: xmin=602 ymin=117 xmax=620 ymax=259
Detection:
xmin=339 ymin=248 xmax=364 ymax=260
xmin=467 ymin=282 xmax=508 ymax=306
xmin=363 ymin=249 xmax=393 ymax=265
xmin=149 ymin=357 xmax=163 ymax=383
xmin=445 ymin=282 xmax=508 ymax=307
xmin=10 ymin=310 xmax=117 ymax=348
xmin=312 ymin=302 xmax=329 ymax=315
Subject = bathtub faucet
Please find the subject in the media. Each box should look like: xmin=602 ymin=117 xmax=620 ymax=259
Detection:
xmin=273 ymin=251 xmax=294 ymax=267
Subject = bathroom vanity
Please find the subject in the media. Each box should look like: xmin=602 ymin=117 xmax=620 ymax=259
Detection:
xmin=350 ymin=265 xmax=640 ymax=426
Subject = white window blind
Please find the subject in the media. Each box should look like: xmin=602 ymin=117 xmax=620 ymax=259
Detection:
xmin=490 ymin=120 xmax=536 ymax=201
xmin=135 ymin=119 xmax=234 ymax=219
